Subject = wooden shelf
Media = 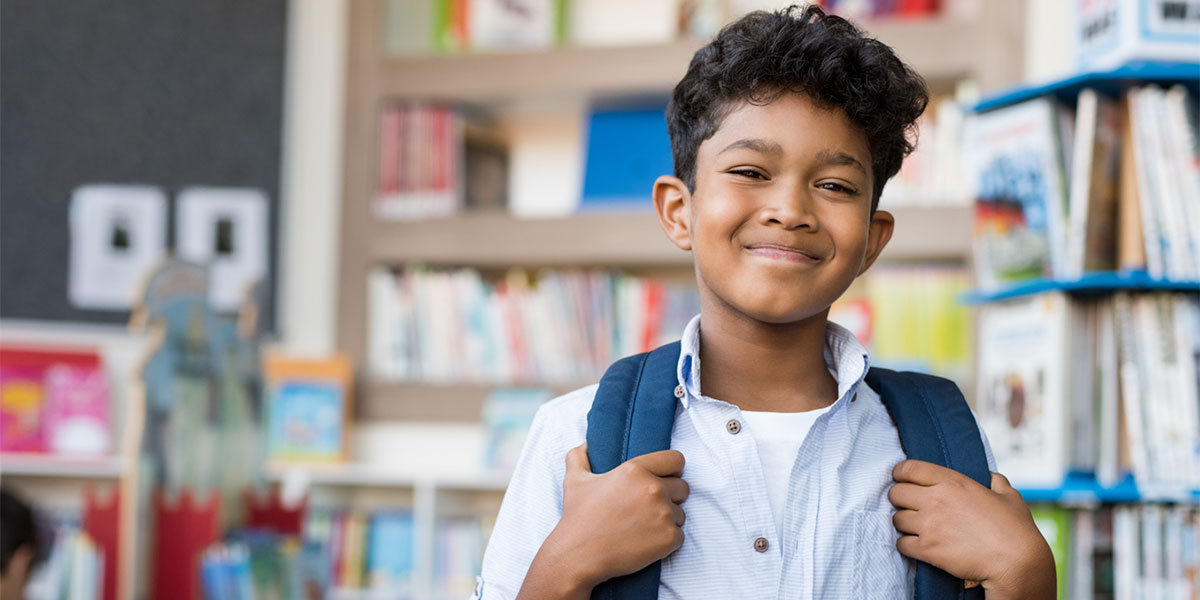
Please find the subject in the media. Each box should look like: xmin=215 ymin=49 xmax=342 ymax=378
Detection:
xmin=0 ymin=452 xmax=123 ymax=479
xmin=264 ymin=460 xmax=510 ymax=492
xmin=359 ymin=380 xmax=591 ymax=422
xmin=366 ymin=205 xmax=971 ymax=268
xmin=377 ymin=16 xmax=999 ymax=104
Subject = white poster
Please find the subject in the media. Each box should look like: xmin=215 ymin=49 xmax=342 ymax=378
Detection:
xmin=68 ymin=184 xmax=168 ymax=310
xmin=175 ymin=187 xmax=268 ymax=311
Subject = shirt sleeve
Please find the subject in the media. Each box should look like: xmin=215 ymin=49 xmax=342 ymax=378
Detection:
xmin=972 ymin=411 xmax=999 ymax=473
xmin=474 ymin=395 xmax=583 ymax=600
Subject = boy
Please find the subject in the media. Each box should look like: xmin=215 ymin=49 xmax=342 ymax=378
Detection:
xmin=476 ymin=6 xmax=1055 ymax=599
xmin=1 ymin=488 xmax=41 ymax=600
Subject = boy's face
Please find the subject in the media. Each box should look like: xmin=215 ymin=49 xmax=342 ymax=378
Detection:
xmin=655 ymin=92 xmax=893 ymax=325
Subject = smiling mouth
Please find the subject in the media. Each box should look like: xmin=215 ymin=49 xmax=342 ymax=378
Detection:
xmin=744 ymin=243 xmax=823 ymax=263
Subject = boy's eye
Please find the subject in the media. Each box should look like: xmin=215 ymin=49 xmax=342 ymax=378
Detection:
xmin=818 ymin=181 xmax=858 ymax=195
xmin=729 ymin=168 xmax=767 ymax=180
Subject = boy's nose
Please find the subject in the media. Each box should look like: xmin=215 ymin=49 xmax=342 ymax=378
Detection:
xmin=759 ymin=185 xmax=818 ymax=231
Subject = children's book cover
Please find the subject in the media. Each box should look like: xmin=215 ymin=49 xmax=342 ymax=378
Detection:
xmin=481 ymin=387 xmax=551 ymax=473
xmin=974 ymin=292 xmax=1071 ymax=488
xmin=264 ymin=354 xmax=352 ymax=462
xmin=44 ymin=364 xmax=111 ymax=455
xmin=967 ymin=97 xmax=1069 ymax=289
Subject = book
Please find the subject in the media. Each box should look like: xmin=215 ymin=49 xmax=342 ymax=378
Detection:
xmin=367 ymin=266 xmax=699 ymax=385
xmin=366 ymin=511 xmax=415 ymax=591
xmin=469 ymin=0 xmax=563 ymax=50
xmin=43 ymin=364 xmax=111 ymax=455
xmin=375 ymin=103 xmax=462 ymax=220
xmin=1065 ymin=88 xmax=1122 ymax=278
xmin=579 ymin=104 xmax=673 ymax=211
xmin=974 ymin=292 xmax=1072 ymax=488
xmin=481 ymin=388 xmax=552 ymax=473
xmin=0 ymin=346 xmax=106 ymax=454
xmin=967 ymin=96 xmax=1070 ymax=289
xmin=263 ymin=354 xmax=353 ymax=462
xmin=1030 ymin=504 xmax=1072 ymax=600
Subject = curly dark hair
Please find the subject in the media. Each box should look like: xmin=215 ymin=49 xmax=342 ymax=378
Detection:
xmin=666 ymin=4 xmax=928 ymax=210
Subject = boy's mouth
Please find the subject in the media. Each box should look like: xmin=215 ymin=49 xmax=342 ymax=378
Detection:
xmin=744 ymin=242 xmax=823 ymax=263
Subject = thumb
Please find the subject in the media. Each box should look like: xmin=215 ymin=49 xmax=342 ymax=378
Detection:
xmin=990 ymin=471 xmax=1015 ymax=493
xmin=565 ymin=442 xmax=591 ymax=475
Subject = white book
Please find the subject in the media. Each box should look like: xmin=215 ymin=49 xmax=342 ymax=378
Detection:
xmin=1113 ymin=506 xmax=1139 ymax=600
xmin=1163 ymin=85 xmax=1200 ymax=280
xmin=1069 ymin=300 xmax=1097 ymax=471
xmin=1096 ymin=297 xmax=1122 ymax=487
xmin=1170 ymin=295 xmax=1200 ymax=492
xmin=1132 ymin=295 xmax=1172 ymax=490
xmin=1070 ymin=509 xmax=1095 ymax=600
xmin=1127 ymin=87 xmax=1167 ymax=278
xmin=367 ymin=269 xmax=397 ymax=380
xmin=1142 ymin=86 xmax=1196 ymax=280
xmin=974 ymin=292 xmax=1072 ymax=488
xmin=1114 ymin=293 xmax=1150 ymax=486
xmin=1141 ymin=505 xmax=1165 ymax=599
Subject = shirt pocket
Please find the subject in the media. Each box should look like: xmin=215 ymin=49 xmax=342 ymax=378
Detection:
xmin=853 ymin=510 xmax=909 ymax=599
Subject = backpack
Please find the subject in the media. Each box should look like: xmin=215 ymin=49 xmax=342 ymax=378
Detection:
xmin=585 ymin=341 xmax=990 ymax=600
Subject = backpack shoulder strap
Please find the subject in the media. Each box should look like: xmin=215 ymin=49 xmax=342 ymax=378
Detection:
xmin=865 ymin=367 xmax=990 ymax=600
xmin=585 ymin=341 xmax=681 ymax=600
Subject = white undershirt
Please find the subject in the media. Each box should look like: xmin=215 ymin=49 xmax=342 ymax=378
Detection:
xmin=739 ymin=405 xmax=833 ymax=537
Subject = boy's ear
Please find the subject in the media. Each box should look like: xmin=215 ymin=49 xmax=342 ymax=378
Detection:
xmin=653 ymin=175 xmax=692 ymax=251
xmin=858 ymin=209 xmax=894 ymax=275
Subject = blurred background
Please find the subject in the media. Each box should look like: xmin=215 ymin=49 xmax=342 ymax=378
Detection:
xmin=0 ymin=0 xmax=1197 ymax=598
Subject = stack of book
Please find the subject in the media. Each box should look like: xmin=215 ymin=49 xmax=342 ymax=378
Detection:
xmin=433 ymin=516 xmax=488 ymax=599
xmin=974 ymin=291 xmax=1200 ymax=498
xmin=1030 ymin=504 xmax=1200 ymax=599
xmin=967 ymin=83 xmax=1198 ymax=290
xmin=304 ymin=509 xmax=416 ymax=594
xmin=367 ymin=267 xmax=700 ymax=384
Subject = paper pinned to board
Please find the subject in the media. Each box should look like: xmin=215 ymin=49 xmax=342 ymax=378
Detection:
xmin=68 ymin=184 xmax=169 ymax=310
xmin=175 ymin=187 xmax=268 ymax=312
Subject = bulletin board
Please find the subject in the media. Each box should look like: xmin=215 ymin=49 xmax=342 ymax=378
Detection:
xmin=0 ymin=0 xmax=288 ymax=329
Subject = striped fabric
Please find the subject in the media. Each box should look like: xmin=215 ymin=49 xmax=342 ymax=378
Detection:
xmin=475 ymin=314 xmax=996 ymax=600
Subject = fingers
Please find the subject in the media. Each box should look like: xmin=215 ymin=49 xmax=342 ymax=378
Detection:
xmin=662 ymin=475 xmax=690 ymax=504
xmin=892 ymin=459 xmax=954 ymax=486
xmin=630 ymin=449 xmax=686 ymax=478
xmin=896 ymin=534 xmax=925 ymax=562
xmin=887 ymin=482 xmax=925 ymax=510
xmin=565 ymin=443 xmax=590 ymax=474
xmin=670 ymin=503 xmax=686 ymax=527
xmin=892 ymin=508 xmax=921 ymax=535
xmin=990 ymin=471 xmax=1015 ymax=493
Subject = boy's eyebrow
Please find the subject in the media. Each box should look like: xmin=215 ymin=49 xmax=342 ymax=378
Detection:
xmin=718 ymin=138 xmax=784 ymax=157
xmin=816 ymin=149 xmax=868 ymax=175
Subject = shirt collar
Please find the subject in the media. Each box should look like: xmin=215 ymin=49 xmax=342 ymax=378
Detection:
xmin=675 ymin=313 xmax=871 ymax=410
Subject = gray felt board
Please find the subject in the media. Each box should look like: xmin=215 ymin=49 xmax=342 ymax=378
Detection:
xmin=0 ymin=0 xmax=288 ymax=329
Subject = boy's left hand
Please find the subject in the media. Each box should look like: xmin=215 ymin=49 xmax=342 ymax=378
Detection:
xmin=888 ymin=460 xmax=1056 ymax=600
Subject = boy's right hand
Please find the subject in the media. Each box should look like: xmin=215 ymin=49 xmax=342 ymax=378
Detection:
xmin=518 ymin=443 xmax=689 ymax=599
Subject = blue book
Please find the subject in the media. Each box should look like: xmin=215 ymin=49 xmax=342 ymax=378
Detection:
xmin=580 ymin=105 xmax=673 ymax=211
xmin=366 ymin=511 xmax=415 ymax=589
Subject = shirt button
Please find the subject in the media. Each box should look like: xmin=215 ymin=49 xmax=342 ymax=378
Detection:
xmin=674 ymin=384 xmax=685 ymax=399
xmin=726 ymin=419 xmax=741 ymax=434
xmin=754 ymin=536 xmax=769 ymax=552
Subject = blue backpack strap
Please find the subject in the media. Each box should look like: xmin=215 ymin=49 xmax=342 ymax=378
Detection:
xmin=865 ymin=367 xmax=990 ymax=600
xmin=585 ymin=341 xmax=681 ymax=600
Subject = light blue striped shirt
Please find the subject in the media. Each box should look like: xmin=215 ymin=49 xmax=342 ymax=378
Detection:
xmin=476 ymin=314 xmax=996 ymax=599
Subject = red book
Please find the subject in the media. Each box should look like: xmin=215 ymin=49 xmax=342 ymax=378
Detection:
xmin=640 ymin=281 xmax=664 ymax=353
xmin=380 ymin=106 xmax=401 ymax=195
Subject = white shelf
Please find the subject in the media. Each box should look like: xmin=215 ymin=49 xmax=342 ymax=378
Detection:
xmin=264 ymin=461 xmax=511 ymax=493
xmin=0 ymin=453 xmax=123 ymax=479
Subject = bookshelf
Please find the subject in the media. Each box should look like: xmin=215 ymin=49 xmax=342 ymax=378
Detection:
xmin=336 ymin=0 xmax=1027 ymax=422
xmin=0 ymin=453 xmax=123 ymax=479
xmin=321 ymin=2 xmax=1030 ymax=596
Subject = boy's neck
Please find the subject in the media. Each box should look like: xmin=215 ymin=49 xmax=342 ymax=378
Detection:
xmin=696 ymin=306 xmax=840 ymax=413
